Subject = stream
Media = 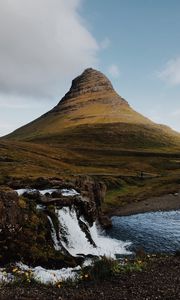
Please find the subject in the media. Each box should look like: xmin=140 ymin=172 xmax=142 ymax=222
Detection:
xmin=108 ymin=210 xmax=180 ymax=254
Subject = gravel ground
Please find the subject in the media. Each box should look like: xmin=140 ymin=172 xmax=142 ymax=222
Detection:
xmin=0 ymin=256 xmax=179 ymax=300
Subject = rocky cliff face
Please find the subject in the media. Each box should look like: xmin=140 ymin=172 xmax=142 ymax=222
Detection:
xmin=74 ymin=175 xmax=111 ymax=228
xmin=62 ymin=68 xmax=114 ymax=100
xmin=50 ymin=68 xmax=130 ymax=120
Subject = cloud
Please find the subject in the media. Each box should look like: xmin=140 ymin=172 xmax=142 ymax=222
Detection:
xmin=100 ymin=37 xmax=110 ymax=49
xmin=0 ymin=0 xmax=99 ymax=99
xmin=108 ymin=64 xmax=120 ymax=78
xmin=158 ymin=57 xmax=180 ymax=86
xmin=0 ymin=93 xmax=47 ymax=109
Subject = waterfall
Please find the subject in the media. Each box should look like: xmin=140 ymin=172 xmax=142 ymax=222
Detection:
xmin=54 ymin=206 xmax=131 ymax=257
xmin=15 ymin=188 xmax=131 ymax=257
xmin=47 ymin=216 xmax=62 ymax=251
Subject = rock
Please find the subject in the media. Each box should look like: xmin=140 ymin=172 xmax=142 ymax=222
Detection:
xmin=61 ymin=68 xmax=115 ymax=101
xmin=98 ymin=214 xmax=112 ymax=229
xmin=23 ymin=190 xmax=41 ymax=200
xmin=0 ymin=187 xmax=23 ymax=264
xmin=40 ymin=195 xmax=75 ymax=206
xmin=75 ymin=175 xmax=107 ymax=207
xmin=0 ymin=187 xmax=22 ymax=231
xmin=0 ymin=186 xmax=76 ymax=268
xmin=74 ymin=176 xmax=111 ymax=227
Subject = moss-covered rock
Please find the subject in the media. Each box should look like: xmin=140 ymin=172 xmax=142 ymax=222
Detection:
xmin=0 ymin=187 xmax=76 ymax=268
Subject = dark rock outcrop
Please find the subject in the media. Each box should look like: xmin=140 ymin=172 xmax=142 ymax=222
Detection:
xmin=61 ymin=68 xmax=114 ymax=100
xmin=0 ymin=187 xmax=76 ymax=268
xmin=74 ymin=176 xmax=112 ymax=228
xmin=0 ymin=187 xmax=22 ymax=235
xmin=51 ymin=68 xmax=129 ymax=116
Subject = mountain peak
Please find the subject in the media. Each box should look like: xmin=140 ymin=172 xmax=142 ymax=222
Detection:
xmin=61 ymin=68 xmax=114 ymax=101
xmin=5 ymin=67 xmax=180 ymax=155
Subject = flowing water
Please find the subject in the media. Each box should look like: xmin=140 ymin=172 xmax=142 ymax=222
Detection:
xmin=108 ymin=210 xmax=180 ymax=254
xmin=16 ymin=188 xmax=131 ymax=257
xmin=16 ymin=188 xmax=79 ymax=196
xmin=54 ymin=206 xmax=131 ymax=257
xmin=3 ymin=189 xmax=180 ymax=285
xmin=15 ymin=188 xmax=180 ymax=254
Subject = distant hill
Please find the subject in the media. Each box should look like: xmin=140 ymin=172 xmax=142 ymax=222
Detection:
xmin=1 ymin=68 xmax=180 ymax=178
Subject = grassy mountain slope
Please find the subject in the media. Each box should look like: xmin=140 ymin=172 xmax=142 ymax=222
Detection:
xmin=1 ymin=68 xmax=180 ymax=180
xmin=5 ymin=68 xmax=180 ymax=151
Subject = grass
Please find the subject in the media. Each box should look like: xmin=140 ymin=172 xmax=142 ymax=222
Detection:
xmin=1 ymin=83 xmax=180 ymax=181
xmin=1 ymin=253 xmax=180 ymax=290
xmin=0 ymin=90 xmax=180 ymax=215
xmin=102 ymin=173 xmax=180 ymax=213
xmin=0 ymin=256 xmax=147 ymax=289
xmin=79 ymin=256 xmax=146 ymax=282
xmin=0 ymin=133 xmax=180 ymax=217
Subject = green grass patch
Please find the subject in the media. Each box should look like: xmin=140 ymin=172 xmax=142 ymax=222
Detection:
xmin=79 ymin=256 xmax=145 ymax=282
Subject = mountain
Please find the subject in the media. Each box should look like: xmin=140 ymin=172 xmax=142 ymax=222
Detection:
xmin=2 ymin=68 xmax=180 ymax=177
xmin=6 ymin=68 xmax=180 ymax=148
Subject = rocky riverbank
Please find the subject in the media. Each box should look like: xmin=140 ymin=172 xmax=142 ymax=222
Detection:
xmin=0 ymin=255 xmax=180 ymax=300
xmin=108 ymin=190 xmax=180 ymax=217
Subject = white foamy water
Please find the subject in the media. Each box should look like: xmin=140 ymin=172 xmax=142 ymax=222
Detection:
xmin=16 ymin=263 xmax=81 ymax=284
xmin=47 ymin=216 xmax=62 ymax=251
xmin=16 ymin=188 xmax=79 ymax=197
xmin=0 ymin=203 xmax=131 ymax=286
xmin=38 ymin=188 xmax=79 ymax=196
xmin=0 ymin=269 xmax=14 ymax=283
xmin=16 ymin=188 xmax=37 ymax=195
xmin=61 ymin=189 xmax=79 ymax=196
xmin=15 ymin=188 xmax=130 ymax=257
xmin=56 ymin=206 xmax=131 ymax=257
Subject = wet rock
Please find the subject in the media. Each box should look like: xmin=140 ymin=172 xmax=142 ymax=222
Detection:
xmin=40 ymin=195 xmax=75 ymax=206
xmin=98 ymin=214 xmax=112 ymax=229
xmin=74 ymin=176 xmax=111 ymax=227
xmin=23 ymin=190 xmax=41 ymax=200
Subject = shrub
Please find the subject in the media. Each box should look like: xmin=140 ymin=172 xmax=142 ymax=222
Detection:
xmin=80 ymin=256 xmax=146 ymax=282
xmin=80 ymin=256 xmax=120 ymax=281
xmin=175 ymin=250 xmax=180 ymax=257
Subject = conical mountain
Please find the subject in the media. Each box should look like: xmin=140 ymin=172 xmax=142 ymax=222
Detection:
xmin=5 ymin=68 xmax=180 ymax=152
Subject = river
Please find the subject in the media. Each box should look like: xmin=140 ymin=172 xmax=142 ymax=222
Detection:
xmin=108 ymin=210 xmax=180 ymax=254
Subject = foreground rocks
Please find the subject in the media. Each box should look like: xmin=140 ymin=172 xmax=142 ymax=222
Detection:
xmin=0 ymin=186 xmax=76 ymax=268
xmin=0 ymin=255 xmax=179 ymax=300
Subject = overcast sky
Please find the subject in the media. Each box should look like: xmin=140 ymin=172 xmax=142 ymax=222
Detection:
xmin=0 ymin=0 xmax=180 ymax=136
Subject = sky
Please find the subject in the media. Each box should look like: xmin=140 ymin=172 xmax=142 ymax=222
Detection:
xmin=0 ymin=0 xmax=180 ymax=136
